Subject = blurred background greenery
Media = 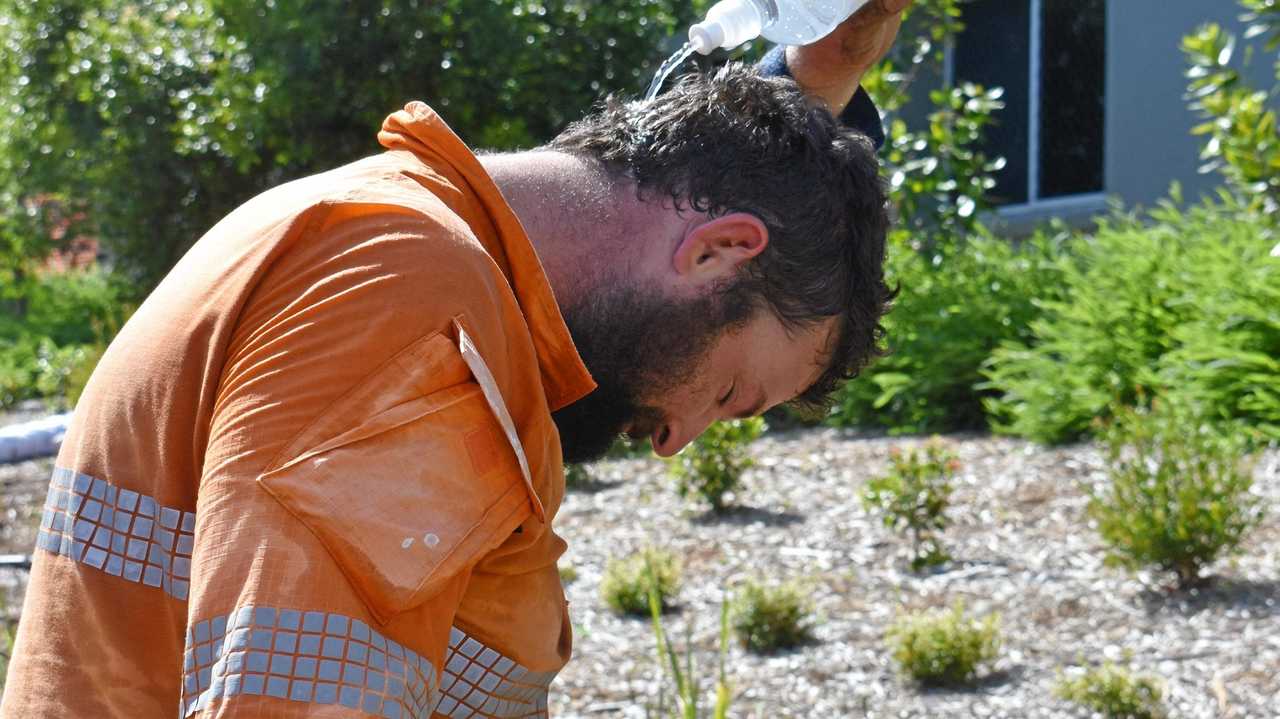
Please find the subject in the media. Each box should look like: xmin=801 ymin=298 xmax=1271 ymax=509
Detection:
xmin=0 ymin=0 xmax=1276 ymax=449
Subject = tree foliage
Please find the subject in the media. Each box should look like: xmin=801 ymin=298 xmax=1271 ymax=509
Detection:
xmin=0 ymin=0 xmax=711 ymax=292
xmin=1184 ymin=0 xmax=1280 ymax=216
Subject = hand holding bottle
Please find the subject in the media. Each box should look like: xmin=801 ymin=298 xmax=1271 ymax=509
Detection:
xmin=686 ymin=0 xmax=912 ymax=114
xmin=784 ymin=0 xmax=913 ymax=114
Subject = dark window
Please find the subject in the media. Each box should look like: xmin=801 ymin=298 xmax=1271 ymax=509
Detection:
xmin=1040 ymin=0 xmax=1107 ymax=198
xmin=952 ymin=0 xmax=1031 ymax=205
xmin=953 ymin=0 xmax=1107 ymax=204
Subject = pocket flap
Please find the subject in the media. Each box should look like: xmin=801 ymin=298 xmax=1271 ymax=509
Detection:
xmin=257 ymin=331 xmax=533 ymax=624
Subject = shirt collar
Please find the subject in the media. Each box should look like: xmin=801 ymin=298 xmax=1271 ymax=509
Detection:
xmin=377 ymin=101 xmax=596 ymax=412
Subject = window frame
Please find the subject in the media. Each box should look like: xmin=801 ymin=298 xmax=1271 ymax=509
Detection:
xmin=945 ymin=0 xmax=1108 ymax=216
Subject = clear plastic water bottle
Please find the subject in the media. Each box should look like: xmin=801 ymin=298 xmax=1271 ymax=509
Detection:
xmin=688 ymin=0 xmax=871 ymax=53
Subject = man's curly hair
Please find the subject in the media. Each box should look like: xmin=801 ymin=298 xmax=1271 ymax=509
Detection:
xmin=549 ymin=62 xmax=894 ymax=413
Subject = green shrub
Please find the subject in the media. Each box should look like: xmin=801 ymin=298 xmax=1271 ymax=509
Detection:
xmin=831 ymin=230 xmax=1064 ymax=433
xmin=602 ymin=548 xmax=681 ymax=617
xmin=1089 ymin=399 xmax=1264 ymax=588
xmin=1055 ymin=662 xmax=1166 ymax=719
xmin=0 ymin=337 xmax=40 ymax=409
xmin=1183 ymin=0 xmax=1280 ymax=217
xmin=558 ymin=564 xmax=579 ymax=585
xmin=0 ymin=268 xmax=126 ymax=409
xmin=1156 ymin=206 xmax=1280 ymax=442
xmin=731 ymin=580 xmax=815 ymax=654
xmin=983 ymin=198 xmax=1277 ymax=443
xmin=668 ymin=418 xmax=764 ymax=513
xmin=862 ymin=439 xmax=957 ymax=571
xmin=886 ymin=602 xmax=1000 ymax=687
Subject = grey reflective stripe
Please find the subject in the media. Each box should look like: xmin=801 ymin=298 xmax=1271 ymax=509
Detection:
xmin=35 ymin=467 xmax=195 ymax=601
xmin=181 ymin=605 xmax=438 ymax=718
xmin=435 ymin=626 xmax=554 ymax=718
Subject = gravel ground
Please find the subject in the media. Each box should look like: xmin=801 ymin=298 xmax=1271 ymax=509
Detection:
xmin=552 ymin=429 xmax=1279 ymax=719
xmin=0 ymin=424 xmax=1276 ymax=717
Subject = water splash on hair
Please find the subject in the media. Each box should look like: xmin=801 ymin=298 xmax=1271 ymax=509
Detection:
xmin=645 ymin=42 xmax=695 ymax=101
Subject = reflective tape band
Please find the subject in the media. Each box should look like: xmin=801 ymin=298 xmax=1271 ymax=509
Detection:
xmin=436 ymin=626 xmax=554 ymax=719
xmin=35 ymin=467 xmax=195 ymax=601
xmin=181 ymin=605 xmax=438 ymax=718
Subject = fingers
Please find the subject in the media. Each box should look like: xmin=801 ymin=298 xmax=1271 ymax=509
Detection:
xmin=849 ymin=0 xmax=912 ymax=26
xmin=874 ymin=0 xmax=914 ymax=14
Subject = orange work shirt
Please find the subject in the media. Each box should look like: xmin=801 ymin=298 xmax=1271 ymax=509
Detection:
xmin=1 ymin=102 xmax=595 ymax=719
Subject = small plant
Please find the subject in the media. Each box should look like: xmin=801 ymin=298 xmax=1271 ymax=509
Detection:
xmin=668 ymin=418 xmax=765 ymax=513
xmin=885 ymin=602 xmax=1000 ymax=687
xmin=862 ymin=439 xmax=958 ymax=570
xmin=602 ymin=548 xmax=681 ymax=617
xmin=1089 ymin=399 xmax=1264 ymax=589
xmin=1055 ymin=662 xmax=1166 ymax=719
xmin=731 ymin=580 xmax=815 ymax=654
xmin=646 ymin=573 xmax=732 ymax=719
xmin=558 ymin=564 xmax=579 ymax=584
xmin=564 ymin=463 xmax=591 ymax=490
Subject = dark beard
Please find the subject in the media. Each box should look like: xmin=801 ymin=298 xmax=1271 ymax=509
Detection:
xmin=552 ymin=282 xmax=743 ymax=464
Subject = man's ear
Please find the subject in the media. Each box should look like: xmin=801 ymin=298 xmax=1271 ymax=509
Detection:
xmin=672 ymin=212 xmax=769 ymax=284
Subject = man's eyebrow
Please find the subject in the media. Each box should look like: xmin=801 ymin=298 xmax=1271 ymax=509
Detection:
xmin=733 ymin=388 xmax=769 ymax=420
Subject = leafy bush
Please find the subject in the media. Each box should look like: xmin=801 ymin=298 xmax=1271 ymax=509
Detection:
xmin=602 ymin=548 xmax=682 ymax=617
xmin=1089 ymin=399 xmax=1264 ymax=588
xmin=862 ymin=439 xmax=958 ymax=571
xmin=1156 ymin=207 xmax=1280 ymax=442
xmin=1055 ymin=662 xmax=1166 ymax=719
xmin=668 ymin=418 xmax=764 ymax=513
xmin=886 ymin=602 xmax=1000 ymax=687
xmin=1183 ymin=0 xmax=1280 ymax=217
xmin=0 ymin=268 xmax=127 ymax=409
xmin=731 ymin=580 xmax=815 ymax=654
xmin=830 ymin=230 xmax=1064 ymax=433
xmin=983 ymin=198 xmax=1278 ymax=443
xmin=886 ymin=84 xmax=1006 ymax=242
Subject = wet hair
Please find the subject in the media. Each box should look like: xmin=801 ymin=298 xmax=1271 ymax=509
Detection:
xmin=548 ymin=62 xmax=894 ymax=413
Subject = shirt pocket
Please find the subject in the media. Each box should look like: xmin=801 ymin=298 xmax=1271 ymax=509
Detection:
xmin=257 ymin=324 xmax=535 ymax=625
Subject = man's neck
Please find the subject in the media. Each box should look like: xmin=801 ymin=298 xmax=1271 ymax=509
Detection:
xmin=479 ymin=151 xmax=626 ymax=310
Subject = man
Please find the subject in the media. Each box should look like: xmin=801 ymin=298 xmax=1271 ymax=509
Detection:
xmin=2 ymin=2 xmax=909 ymax=717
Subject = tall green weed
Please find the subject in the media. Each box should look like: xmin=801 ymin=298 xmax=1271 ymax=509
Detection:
xmin=646 ymin=562 xmax=731 ymax=719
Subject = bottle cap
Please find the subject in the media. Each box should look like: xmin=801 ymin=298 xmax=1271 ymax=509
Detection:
xmin=689 ymin=0 xmax=764 ymax=54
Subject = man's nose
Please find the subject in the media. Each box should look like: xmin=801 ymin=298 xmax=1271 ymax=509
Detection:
xmin=650 ymin=417 xmax=714 ymax=458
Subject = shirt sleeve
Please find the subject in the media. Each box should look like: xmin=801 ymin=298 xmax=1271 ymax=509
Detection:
xmin=181 ymin=210 xmax=533 ymax=718
xmin=756 ymin=45 xmax=886 ymax=150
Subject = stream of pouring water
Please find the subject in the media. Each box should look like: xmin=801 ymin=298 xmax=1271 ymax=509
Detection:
xmin=645 ymin=42 xmax=696 ymax=101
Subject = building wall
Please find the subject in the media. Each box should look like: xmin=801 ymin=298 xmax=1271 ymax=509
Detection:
xmin=1106 ymin=1 xmax=1274 ymax=209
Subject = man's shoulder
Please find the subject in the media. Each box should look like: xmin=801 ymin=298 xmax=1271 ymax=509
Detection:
xmin=240 ymin=151 xmax=478 ymax=240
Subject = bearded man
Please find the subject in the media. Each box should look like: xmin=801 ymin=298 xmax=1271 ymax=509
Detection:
xmin=1 ymin=2 xmax=910 ymax=717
